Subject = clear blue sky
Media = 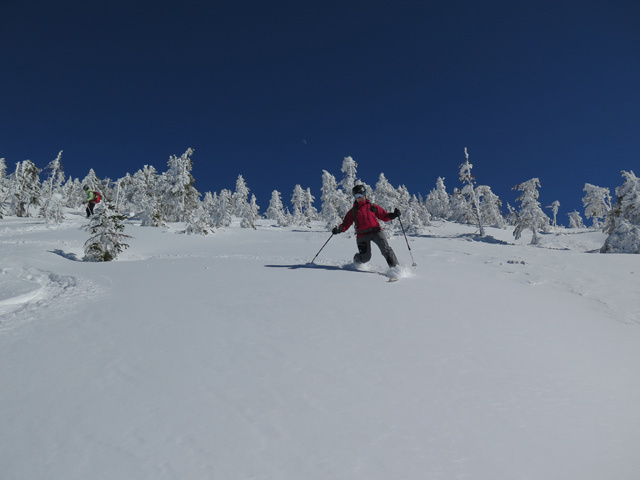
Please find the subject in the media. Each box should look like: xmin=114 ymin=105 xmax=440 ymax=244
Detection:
xmin=2 ymin=0 xmax=639 ymax=222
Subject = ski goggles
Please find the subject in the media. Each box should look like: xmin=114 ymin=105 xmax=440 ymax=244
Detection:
xmin=354 ymin=193 xmax=365 ymax=199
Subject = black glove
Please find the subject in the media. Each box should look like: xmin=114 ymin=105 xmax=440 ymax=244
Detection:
xmin=332 ymin=226 xmax=341 ymax=235
xmin=390 ymin=208 xmax=401 ymax=219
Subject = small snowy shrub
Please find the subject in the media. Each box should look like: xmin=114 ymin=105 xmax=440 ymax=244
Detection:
xmin=83 ymin=202 xmax=132 ymax=261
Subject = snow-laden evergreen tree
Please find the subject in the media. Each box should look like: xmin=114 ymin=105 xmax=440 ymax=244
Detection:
xmin=140 ymin=195 xmax=166 ymax=227
xmin=373 ymin=173 xmax=399 ymax=212
xmin=183 ymin=202 xmax=211 ymax=235
xmin=39 ymin=151 xmax=66 ymax=223
xmin=449 ymin=188 xmax=474 ymax=224
xmin=159 ymin=148 xmax=200 ymax=222
xmin=130 ymin=165 xmax=164 ymax=223
xmin=0 ymin=158 xmax=8 ymax=218
xmin=425 ymin=177 xmax=451 ymax=220
xmin=9 ymin=160 xmax=41 ymax=217
xmin=402 ymin=192 xmax=431 ymax=234
xmin=241 ymin=194 xmax=260 ymax=229
xmin=459 ymin=148 xmax=485 ymax=236
xmin=83 ymin=200 xmax=132 ymax=261
xmin=62 ymin=178 xmax=84 ymax=209
xmin=546 ymin=200 xmax=560 ymax=229
xmin=319 ymin=170 xmax=345 ymax=227
xmin=232 ymin=174 xmax=250 ymax=218
xmin=202 ymin=191 xmax=216 ymax=219
xmin=339 ymin=156 xmax=358 ymax=195
xmin=477 ymin=185 xmax=505 ymax=228
xmin=601 ymin=170 xmax=640 ymax=253
xmin=567 ymin=210 xmax=585 ymax=228
xmin=582 ymin=183 xmax=612 ymax=229
xmin=211 ymin=189 xmax=233 ymax=227
xmin=291 ymin=185 xmax=316 ymax=227
xmin=230 ymin=175 xmax=260 ymax=228
xmin=512 ymin=178 xmax=550 ymax=245
xmin=81 ymin=169 xmax=101 ymax=191
xmin=265 ymin=190 xmax=290 ymax=226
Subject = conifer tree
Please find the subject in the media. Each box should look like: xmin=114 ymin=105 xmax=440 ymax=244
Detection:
xmin=183 ymin=202 xmax=211 ymax=235
xmin=512 ymin=178 xmax=549 ymax=245
xmin=291 ymin=185 xmax=312 ymax=227
xmin=601 ymin=170 xmax=640 ymax=253
xmin=212 ymin=189 xmax=233 ymax=227
xmin=10 ymin=160 xmax=41 ymax=217
xmin=232 ymin=174 xmax=250 ymax=217
xmin=265 ymin=190 xmax=290 ymax=226
xmin=83 ymin=201 xmax=132 ymax=261
xmin=567 ymin=210 xmax=584 ymax=228
xmin=160 ymin=148 xmax=200 ymax=222
xmin=425 ymin=177 xmax=451 ymax=220
xmin=582 ymin=183 xmax=612 ymax=229
xmin=546 ymin=200 xmax=560 ymax=229
xmin=319 ymin=170 xmax=344 ymax=227
xmin=340 ymin=156 xmax=358 ymax=195
xmin=0 ymin=158 xmax=8 ymax=218
xmin=459 ymin=148 xmax=485 ymax=236
xmin=477 ymin=185 xmax=505 ymax=228
xmin=241 ymin=194 xmax=260 ymax=229
xmin=39 ymin=151 xmax=66 ymax=223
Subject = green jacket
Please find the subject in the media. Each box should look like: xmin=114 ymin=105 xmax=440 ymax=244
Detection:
xmin=86 ymin=190 xmax=96 ymax=202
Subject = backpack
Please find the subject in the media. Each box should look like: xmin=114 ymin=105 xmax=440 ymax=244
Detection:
xmin=93 ymin=191 xmax=102 ymax=203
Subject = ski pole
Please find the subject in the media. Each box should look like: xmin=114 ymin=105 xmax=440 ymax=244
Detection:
xmin=398 ymin=216 xmax=417 ymax=267
xmin=310 ymin=233 xmax=334 ymax=264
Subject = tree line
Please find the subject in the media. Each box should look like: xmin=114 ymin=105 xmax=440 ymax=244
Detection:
xmin=1 ymin=148 xmax=639 ymax=254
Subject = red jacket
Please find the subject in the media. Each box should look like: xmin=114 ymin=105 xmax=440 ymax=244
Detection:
xmin=338 ymin=199 xmax=394 ymax=239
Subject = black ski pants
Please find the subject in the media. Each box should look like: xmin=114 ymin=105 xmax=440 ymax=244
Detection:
xmin=354 ymin=230 xmax=399 ymax=268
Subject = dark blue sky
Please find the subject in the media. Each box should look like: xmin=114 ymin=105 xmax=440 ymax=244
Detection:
xmin=2 ymin=0 xmax=639 ymax=222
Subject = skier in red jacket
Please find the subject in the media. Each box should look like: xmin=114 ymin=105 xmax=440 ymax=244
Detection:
xmin=332 ymin=185 xmax=400 ymax=268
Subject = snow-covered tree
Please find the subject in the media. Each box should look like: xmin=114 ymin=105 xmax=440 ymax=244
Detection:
xmin=512 ymin=178 xmax=550 ymax=245
xmin=0 ymin=158 xmax=9 ymax=218
xmin=83 ymin=200 xmax=132 ymax=261
xmin=601 ymin=170 xmax=640 ymax=253
xmin=241 ymin=194 xmax=260 ymax=229
xmin=10 ymin=160 xmax=41 ymax=217
xmin=291 ymin=185 xmax=317 ymax=227
xmin=373 ymin=173 xmax=399 ymax=212
xmin=449 ymin=188 xmax=473 ymax=224
xmin=39 ymin=151 xmax=66 ymax=223
xmin=582 ymin=183 xmax=612 ymax=229
xmin=265 ymin=190 xmax=290 ymax=226
xmin=183 ymin=202 xmax=211 ymax=235
xmin=160 ymin=148 xmax=200 ymax=222
xmin=232 ymin=174 xmax=250 ymax=217
xmin=339 ymin=156 xmax=358 ymax=194
xmin=81 ymin=169 xmax=101 ymax=191
xmin=425 ymin=177 xmax=451 ymax=220
xmin=319 ymin=170 xmax=345 ymax=227
xmin=459 ymin=148 xmax=485 ymax=236
xmin=477 ymin=185 xmax=505 ymax=228
xmin=546 ymin=200 xmax=560 ymax=229
xmin=211 ymin=189 xmax=233 ymax=227
xmin=567 ymin=210 xmax=585 ymax=229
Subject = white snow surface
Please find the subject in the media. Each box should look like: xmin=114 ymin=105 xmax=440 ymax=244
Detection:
xmin=2 ymin=213 xmax=640 ymax=479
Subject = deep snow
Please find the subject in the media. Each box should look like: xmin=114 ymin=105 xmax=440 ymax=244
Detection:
xmin=1 ymin=213 xmax=639 ymax=480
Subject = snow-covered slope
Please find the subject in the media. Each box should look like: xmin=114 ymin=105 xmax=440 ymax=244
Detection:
xmin=1 ymin=214 xmax=639 ymax=479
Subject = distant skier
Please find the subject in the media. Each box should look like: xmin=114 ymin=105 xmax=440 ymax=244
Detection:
xmin=83 ymin=185 xmax=101 ymax=217
xmin=332 ymin=185 xmax=401 ymax=269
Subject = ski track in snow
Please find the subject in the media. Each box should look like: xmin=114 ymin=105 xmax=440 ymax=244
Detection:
xmin=0 ymin=266 xmax=100 ymax=330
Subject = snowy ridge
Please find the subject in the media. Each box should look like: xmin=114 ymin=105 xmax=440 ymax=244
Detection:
xmin=1 ymin=216 xmax=639 ymax=479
